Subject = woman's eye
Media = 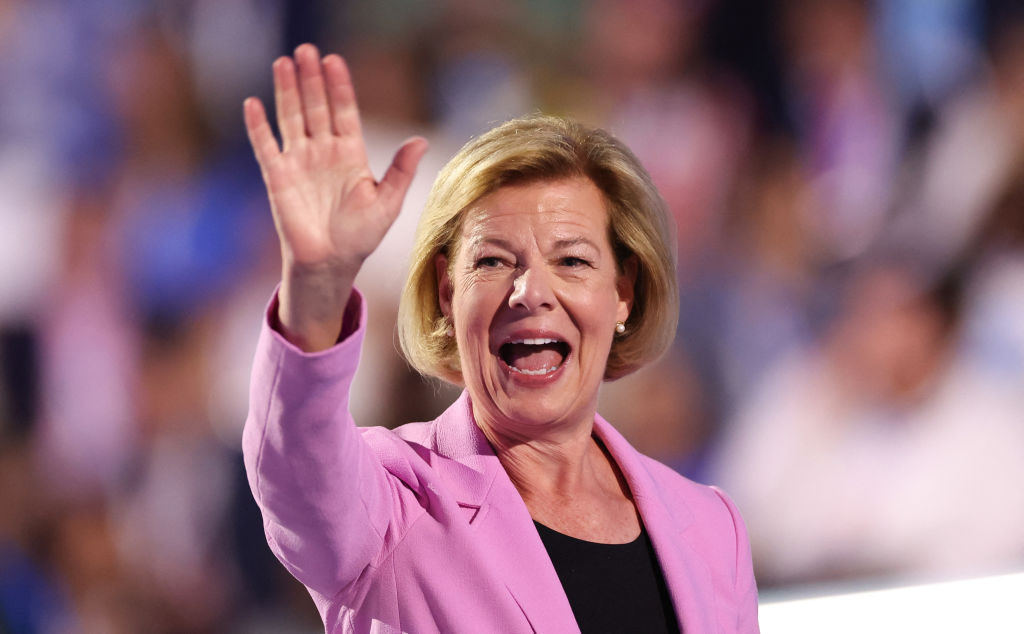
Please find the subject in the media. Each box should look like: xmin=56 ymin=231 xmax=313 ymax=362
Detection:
xmin=561 ymin=256 xmax=590 ymax=268
xmin=476 ymin=256 xmax=503 ymax=269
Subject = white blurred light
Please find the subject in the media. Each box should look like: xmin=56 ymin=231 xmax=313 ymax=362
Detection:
xmin=760 ymin=572 xmax=1024 ymax=634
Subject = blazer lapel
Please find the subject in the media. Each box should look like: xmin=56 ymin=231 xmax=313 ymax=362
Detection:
xmin=425 ymin=394 xmax=721 ymax=633
xmin=429 ymin=392 xmax=581 ymax=633
xmin=594 ymin=416 xmax=721 ymax=634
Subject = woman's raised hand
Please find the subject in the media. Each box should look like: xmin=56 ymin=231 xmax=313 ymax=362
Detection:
xmin=244 ymin=44 xmax=427 ymax=351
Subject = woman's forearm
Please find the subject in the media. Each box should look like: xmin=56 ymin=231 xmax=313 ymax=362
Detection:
xmin=242 ymin=289 xmax=391 ymax=599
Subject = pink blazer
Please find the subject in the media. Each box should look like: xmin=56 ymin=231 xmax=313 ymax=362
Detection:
xmin=243 ymin=292 xmax=759 ymax=633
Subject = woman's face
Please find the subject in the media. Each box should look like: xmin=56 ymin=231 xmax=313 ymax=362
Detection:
xmin=436 ymin=177 xmax=634 ymax=439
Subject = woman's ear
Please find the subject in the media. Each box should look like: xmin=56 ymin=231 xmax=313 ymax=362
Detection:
xmin=616 ymin=255 xmax=638 ymax=324
xmin=435 ymin=253 xmax=452 ymax=318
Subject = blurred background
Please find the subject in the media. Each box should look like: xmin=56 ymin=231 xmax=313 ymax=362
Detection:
xmin=2 ymin=0 xmax=1023 ymax=631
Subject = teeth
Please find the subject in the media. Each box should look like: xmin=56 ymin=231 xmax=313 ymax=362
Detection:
xmin=501 ymin=337 xmax=566 ymax=376
xmin=509 ymin=365 xmax=559 ymax=376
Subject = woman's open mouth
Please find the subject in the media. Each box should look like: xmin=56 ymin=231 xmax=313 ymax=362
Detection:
xmin=498 ymin=338 xmax=570 ymax=376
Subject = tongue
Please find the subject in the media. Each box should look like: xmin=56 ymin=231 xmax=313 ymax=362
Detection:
xmin=503 ymin=343 xmax=564 ymax=372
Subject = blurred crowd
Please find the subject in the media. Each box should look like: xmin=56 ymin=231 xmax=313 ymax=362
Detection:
xmin=2 ymin=0 xmax=1024 ymax=631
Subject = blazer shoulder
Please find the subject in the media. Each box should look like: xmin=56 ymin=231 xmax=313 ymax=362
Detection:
xmin=636 ymin=454 xmax=709 ymax=498
xmin=389 ymin=420 xmax=438 ymax=446
xmin=637 ymin=454 xmax=744 ymax=530
xmin=357 ymin=421 xmax=438 ymax=478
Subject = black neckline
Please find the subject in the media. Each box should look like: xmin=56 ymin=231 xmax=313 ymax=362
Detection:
xmin=533 ymin=520 xmax=646 ymax=547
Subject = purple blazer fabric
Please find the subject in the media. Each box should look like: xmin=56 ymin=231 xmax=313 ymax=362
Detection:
xmin=243 ymin=291 xmax=759 ymax=633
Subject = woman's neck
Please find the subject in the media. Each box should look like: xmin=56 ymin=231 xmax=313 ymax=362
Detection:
xmin=488 ymin=423 xmax=598 ymax=498
xmin=476 ymin=413 xmax=640 ymax=543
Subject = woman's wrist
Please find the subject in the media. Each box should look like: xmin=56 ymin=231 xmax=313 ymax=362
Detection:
xmin=277 ymin=268 xmax=357 ymax=352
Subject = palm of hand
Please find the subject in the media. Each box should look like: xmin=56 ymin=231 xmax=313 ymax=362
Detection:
xmin=264 ymin=131 xmax=384 ymax=271
xmin=243 ymin=44 xmax=427 ymax=350
xmin=245 ymin=44 xmax=427 ymax=277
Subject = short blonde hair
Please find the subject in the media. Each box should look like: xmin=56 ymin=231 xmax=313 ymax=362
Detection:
xmin=398 ymin=114 xmax=678 ymax=384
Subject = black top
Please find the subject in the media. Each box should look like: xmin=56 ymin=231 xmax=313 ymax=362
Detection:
xmin=534 ymin=521 xmax=681 ymax=634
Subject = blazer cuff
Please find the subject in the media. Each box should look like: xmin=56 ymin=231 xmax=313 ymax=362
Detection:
xmin=260 ymin=285 xmax=368 ymax=366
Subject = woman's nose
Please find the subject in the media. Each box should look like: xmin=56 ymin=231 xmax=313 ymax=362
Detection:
xmin=509 ymin=267 xmax=556 ymax=311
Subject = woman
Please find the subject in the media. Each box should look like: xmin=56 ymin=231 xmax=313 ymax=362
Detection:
xmin=242 ymin=44 xmax=758 ymax=633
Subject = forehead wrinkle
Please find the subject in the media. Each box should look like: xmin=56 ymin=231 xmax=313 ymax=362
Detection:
xmin=457 ymin=186 xmax=610 ymax=256
xmin=459 ymin=210 xmax=534 ymax=254
xmin=463 ymin=230 xmax=602 ymax=259
xmin=465 ymin=235 xmax=516 ymax=253
xmin=551 ymin=236 xmax=600 ymax=251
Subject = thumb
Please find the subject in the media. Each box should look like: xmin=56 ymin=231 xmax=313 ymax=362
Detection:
xmin=377 ymin=136 xmax=429 ymax=214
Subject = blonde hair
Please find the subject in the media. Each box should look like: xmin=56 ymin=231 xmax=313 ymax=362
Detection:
xmin=397 ymin=114 xmax=678 ymax=384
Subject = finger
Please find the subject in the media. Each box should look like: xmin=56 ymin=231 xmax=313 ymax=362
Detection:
xmin=378 ymin=137 xmax=429 ymax=215
xmin=294 ymin=43 xmax=332 ymax=137
xmin=243 ymin=97 xmax=281 ymax=171
xmin=323 ymin=54 xmax=363 ymax=138
xmin=273 ymin=57 xmax=305 ymax=149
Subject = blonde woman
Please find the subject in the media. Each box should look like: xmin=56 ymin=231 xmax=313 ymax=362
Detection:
xmin=242 ymin=43 xmax=758 ymax=633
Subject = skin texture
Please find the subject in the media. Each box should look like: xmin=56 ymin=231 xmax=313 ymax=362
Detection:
xmin=437 ymin=178 xmax=641 ymax=542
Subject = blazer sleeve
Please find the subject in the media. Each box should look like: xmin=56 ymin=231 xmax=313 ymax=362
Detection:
xmin=242 ymin=288 xmax=395 ymax=599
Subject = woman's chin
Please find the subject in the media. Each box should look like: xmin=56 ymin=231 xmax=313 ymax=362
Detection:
xmin=473 ymin=362 xmax=603 ymax=432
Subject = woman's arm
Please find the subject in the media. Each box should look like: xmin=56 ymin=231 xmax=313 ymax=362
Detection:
xmin=243 ymin=289 xmax=397 ymax=599
xmin=241 ymin=43 xmax=427 ymax=599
